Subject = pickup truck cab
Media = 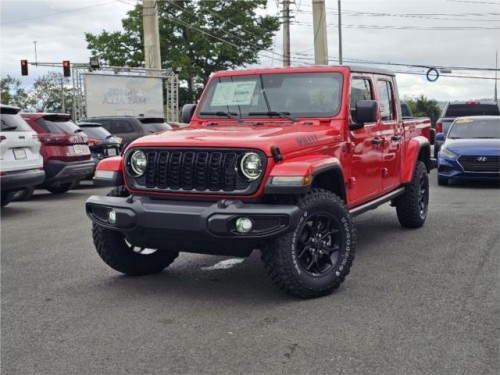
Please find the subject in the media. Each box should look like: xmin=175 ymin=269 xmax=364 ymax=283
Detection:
xmin=86 ymin=66 xmax=433 ymax=298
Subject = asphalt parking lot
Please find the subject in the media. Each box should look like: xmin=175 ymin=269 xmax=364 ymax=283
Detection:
xmin=1 ymin=171 xmax=499 ymax=375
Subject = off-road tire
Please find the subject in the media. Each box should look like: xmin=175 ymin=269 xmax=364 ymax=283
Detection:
xmin=396 ymin=161 xmax=429 ymax=228
xmin=261 ymin=189 xmax=356 ymax=298
xmin=46 ymin=182 xmax=73 ymax=194
xmin=437 ymin=175 xmax=448 ymax=186
xmin=92 ymin=186 xmax=179 ymax=275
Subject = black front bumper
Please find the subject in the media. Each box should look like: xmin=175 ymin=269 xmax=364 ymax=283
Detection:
xmin=86 ymin=195 xmax=303 ymax=255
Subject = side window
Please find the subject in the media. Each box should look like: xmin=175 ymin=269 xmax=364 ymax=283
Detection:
xmin=110 ymin=120 xmax=134 ymax=133
xmin=376 ymin=80 xmax=396 ymax=121
xmin=350 ymin=78 xmax=374 ymax=123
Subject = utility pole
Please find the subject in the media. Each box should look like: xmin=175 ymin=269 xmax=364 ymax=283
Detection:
xmin=61 ymin=77 xmax=65 ymax=113
xmin=143 ymin=0 xmax=162 ymax=72
xmin=312 ymin=0 xmax=328 ymax=65
xmin=338 ymin=0 xmax=343 ymax=65
xmin=283 ymin=0 xmax=291 ymax=67
xmin=495 ymin=51 xmax=498 ymax=102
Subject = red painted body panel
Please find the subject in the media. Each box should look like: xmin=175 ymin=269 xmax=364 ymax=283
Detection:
xmin=96 ymin=156 xmax=123 ymax=172
xmin=96 ymin=66 xmax=432 ymax=209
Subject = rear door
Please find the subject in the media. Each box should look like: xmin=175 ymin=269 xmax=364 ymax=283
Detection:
xmin=376 ymin=77 xmax=402 ymax=190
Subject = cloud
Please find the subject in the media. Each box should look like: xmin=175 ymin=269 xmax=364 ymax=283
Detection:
xmin=1 ymin=0 xmax=498 ymax=101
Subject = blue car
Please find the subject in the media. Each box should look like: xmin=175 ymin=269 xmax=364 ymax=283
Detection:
xmin=437 ymin=116 xmax=500 ymax=185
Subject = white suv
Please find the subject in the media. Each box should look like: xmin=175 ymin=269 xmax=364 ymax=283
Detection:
xmin=1 ymin=105 xmax=45 ymax=207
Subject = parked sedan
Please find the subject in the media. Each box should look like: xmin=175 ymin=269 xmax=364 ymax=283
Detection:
xmin=77 ymin=122 xmax=122 ymax=178
xmin=436 ymin=116 xmax=500 ymax=185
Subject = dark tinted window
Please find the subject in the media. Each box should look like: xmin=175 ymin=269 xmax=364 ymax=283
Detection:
xmin=80 ymin=126 xmax=112 ymax=140
xmin=448 ymin=118 xmax=500 ymax=139
xmin=109 ymin=120 xmax=134 ymax=133
xmin=142 ymin=122 xmax=172 ymax=132
xmin=36 ymin=115 xmax=81 ymax=134
xmin=1 ymin=113 xmax=33 ymax=132
xmin=445 ymin=104 xmax=500 ymax=117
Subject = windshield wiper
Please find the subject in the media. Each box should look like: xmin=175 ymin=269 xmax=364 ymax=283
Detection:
xmin=248 ymin=111 xmax=296 ymax=122
xmin=199 ymin=111 xmax=241 ymax=120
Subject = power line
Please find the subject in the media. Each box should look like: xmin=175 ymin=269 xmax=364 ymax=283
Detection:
xmin=1 ymin=1 xmax=118 ymax=25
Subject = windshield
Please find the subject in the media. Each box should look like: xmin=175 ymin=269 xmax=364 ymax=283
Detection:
xmin=197 ymin=72 xmax=343 ymax=120
xmin=448 ymin=118 xmax=500 ymax=139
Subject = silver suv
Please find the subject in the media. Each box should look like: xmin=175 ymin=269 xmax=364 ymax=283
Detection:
xmin=0 ymin=105 xmax=45 ymax=207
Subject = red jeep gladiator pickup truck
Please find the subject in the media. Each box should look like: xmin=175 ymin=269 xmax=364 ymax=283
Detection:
xmin=86 ymin=66 xmax=433 ymax=298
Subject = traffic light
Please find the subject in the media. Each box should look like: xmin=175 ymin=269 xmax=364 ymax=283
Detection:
xmin=63 ymin=60 xmax=71 ymax=77
xmin=21 ymin=60 xmax=28 ymax=76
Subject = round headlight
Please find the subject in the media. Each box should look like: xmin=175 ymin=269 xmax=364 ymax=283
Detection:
xmin=129 ymin=150 xmax=147 ymax=177
xmin=240 ymin=152 xmax=263 ymax=180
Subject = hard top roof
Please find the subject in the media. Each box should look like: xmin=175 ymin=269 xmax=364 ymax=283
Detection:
xmin=211 ymin=65 xmax=395 ymax=78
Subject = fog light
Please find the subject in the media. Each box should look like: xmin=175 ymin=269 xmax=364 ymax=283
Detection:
xmin=108 ymin=209 xmax=117 ymax=224
xmin=235 ymin=217 xmax=253 ymax=233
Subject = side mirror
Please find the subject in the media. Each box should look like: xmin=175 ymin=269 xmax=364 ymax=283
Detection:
xmin=349 ymin=100 xmax=378 ymax=131
xmin=435 ymin=133 xmax=445 ymax=142
xmin=182 ymin=104 xmax=196 ymax=124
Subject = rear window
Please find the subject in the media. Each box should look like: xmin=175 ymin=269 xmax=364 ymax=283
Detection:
xmin=142 ymin=122 xmax=172 ymax=132
xmin=80 ymin=126 xmax=112 ymax=139
xmin=36 ymin=115 xmax=81 ymax=134
xmin=444 ymin=104 xmax=500 ymax=117
xmin=1 ymin=113 xmax=33 ymax=132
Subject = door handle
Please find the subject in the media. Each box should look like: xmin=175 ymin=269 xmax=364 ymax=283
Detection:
xmin=392 ymin=135 xmax=402 ymax=141
xmin=372 ymin=137 xmax=383 ymax=145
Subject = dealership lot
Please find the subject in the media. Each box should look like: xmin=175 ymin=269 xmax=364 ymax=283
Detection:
xmin=1 ymin=171 xmax=498 ymax=375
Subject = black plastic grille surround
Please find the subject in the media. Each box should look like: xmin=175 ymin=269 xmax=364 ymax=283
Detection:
xmin=125 ymin=148 xmax=266 ymax=195
xmin=458 ymin=156 xmax=500 ymax=173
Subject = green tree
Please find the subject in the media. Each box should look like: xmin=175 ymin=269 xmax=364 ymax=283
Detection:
xmin=0 ymin=75 xmax=30 ymax=108
xmin=405 ymin=95 xmax=441 ymax=126
xmin=28 ymin=72 xmax=73 ymax=113
xmin=85 ymin=0 xmax=279 ymax=103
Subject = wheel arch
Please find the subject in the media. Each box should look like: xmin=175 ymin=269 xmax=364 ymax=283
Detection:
xmin=402 ymin=137 xmax=431 ymax=183
xmin=311 ymin=166 xmax=347 ymax=203
xmin=264 ymin=156 xmax=346 ymax=202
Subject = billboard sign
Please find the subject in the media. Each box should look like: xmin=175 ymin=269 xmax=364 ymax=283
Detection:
xmin=85 ymin=74 xmax=163 ymax=117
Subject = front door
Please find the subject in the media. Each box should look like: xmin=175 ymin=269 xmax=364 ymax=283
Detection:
xmin=347 ymin=76 xmax=383 ymax=205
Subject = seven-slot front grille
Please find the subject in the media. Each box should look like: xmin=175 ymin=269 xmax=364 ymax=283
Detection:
xmin=458 ymin=156 xmax=500 ymax=173
xmin=127 ymin=148 xmax=265 ymax=195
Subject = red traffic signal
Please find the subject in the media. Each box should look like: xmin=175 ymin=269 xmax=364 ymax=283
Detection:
xmin=63 ymin=60 xmax=71 ymax=77
xmin=21 ymin=59 xmax=28 ymax=76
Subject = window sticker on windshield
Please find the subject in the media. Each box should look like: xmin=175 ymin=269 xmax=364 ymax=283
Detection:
xmin=456 ymin=118 xmax=474 ymax=124
xmin=211 ymin=82 xmax=257 ymax=106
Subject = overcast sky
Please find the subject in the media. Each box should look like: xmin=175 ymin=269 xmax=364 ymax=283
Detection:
xmin=1 ymin=0 xmax=499 ymax=101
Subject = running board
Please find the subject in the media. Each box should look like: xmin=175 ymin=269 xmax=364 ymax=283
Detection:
xmin=349 ymin=187 xmax=405 ymax=217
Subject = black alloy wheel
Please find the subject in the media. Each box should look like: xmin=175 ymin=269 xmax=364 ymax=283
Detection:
xmin=296 ymin=213 xmax=341 ymax=276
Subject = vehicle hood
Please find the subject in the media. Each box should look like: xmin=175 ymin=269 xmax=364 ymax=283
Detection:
xmin=445 ymin=138 xmax=500 ymax=156
xmin=130 ymin=121 xmax=344 ymax=157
